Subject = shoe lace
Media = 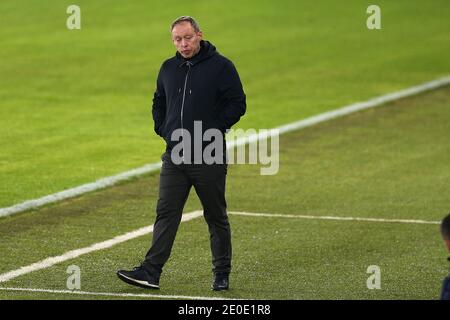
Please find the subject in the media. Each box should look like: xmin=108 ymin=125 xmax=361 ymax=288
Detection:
xmin=132 ymin=261 xmax=146 ymax=271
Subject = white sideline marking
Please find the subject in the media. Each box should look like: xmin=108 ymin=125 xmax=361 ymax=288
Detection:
xmin=0 ymin=162 xmax=163 ymax=218
xmin=1 ymin=76 xmax=449 ymax=218
xmin=228 ymin=211 xmax=440 ymax=225
xmin=0 ymin=210 xmax=439 ymax=285
xmin=0 ymin=286 xmax=236 ymax=300
xmin=0 ymin=211 xmax=203 ymax=283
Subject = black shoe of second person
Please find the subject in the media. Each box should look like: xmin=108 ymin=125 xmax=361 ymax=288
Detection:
xmin=211 ymin=272 xmax=229 ymax=291
xmin=117 ymin=265 xmax=160 ymax=290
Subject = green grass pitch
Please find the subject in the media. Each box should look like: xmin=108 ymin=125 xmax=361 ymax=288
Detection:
xmin=0 ymin=0 xmax=449 ymax=207
xmin=1 ymin=87 xmax=449 ymax=299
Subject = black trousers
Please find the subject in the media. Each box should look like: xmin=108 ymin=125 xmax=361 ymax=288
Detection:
xmin=143 ymin=152 xmax=231 ymax=275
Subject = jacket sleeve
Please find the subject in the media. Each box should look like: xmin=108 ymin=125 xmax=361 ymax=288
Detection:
xmin=216 ymin=61 xmax=246 ymax=131
xmin=152 ymin=66 xmax=166 ymax=137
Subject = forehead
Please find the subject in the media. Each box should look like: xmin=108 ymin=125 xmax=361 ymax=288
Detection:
xmin=172 ymin=21 xmax=196 ymax=36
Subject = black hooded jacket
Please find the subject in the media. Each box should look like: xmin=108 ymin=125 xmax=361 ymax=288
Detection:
xmin=152 ymin=40 xmax=246 ymax=157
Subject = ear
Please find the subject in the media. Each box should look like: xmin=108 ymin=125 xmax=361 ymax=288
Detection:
xmin=445 ymin=239 xmax=450 ymax=251
xmin=197 ymin=31 xmax=203 ymax=40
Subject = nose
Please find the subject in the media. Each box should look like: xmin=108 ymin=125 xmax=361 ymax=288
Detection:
xmin=181 ymin=39 xmax=188 ymax=47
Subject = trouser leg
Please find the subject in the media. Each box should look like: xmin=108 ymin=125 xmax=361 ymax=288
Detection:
xmin=191 ymin=164 xmax=231 ymax=274
xmin=144 ymin=153 xmax=191 ymax=274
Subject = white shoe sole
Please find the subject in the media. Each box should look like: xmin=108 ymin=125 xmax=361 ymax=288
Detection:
xmin=117 ymin=272 xmax=160 ymax=289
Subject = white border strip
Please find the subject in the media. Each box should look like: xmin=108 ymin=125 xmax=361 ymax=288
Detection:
xmin=0 ymin=286 xmax=236 ymax=300
xmin=0 ymin=211 xmax=203 ymax=283
xmin=228 ymin=211 xmax=440 ymax=225
xmin=1 ymin=76 xmax=449 ymax=218
xmin=0 ymin=162 xmax=163 ymax=218
xmin=0 ymin=210 xmax=439 ymax=285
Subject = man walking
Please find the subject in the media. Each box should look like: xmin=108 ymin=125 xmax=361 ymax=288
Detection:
xmin=117 ymin=16 xmax=246 ymax=291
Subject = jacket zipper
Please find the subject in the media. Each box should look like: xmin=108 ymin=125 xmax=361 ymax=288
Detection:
xmin=180 ymin=61 xmax=192 ymax=163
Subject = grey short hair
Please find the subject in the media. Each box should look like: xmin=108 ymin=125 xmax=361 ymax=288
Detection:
xmin=171 ymin=16 xmax=201 ymax=32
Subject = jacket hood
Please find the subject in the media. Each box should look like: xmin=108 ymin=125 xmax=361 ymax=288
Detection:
xmin=176 ymin=40 xmax=217 ymax=66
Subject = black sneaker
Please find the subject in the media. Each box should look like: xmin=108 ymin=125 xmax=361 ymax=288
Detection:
xmin=211 ymin=272 xmax=229 ymax=291
xmin=117 ymin=264 xmax=160 ymax=290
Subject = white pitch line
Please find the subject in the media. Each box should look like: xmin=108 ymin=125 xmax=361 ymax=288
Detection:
xmin=0 ymin=210 xmax=439 ymax=287
xmin=0 ymin=211 xmax=203 ymax=283
xmin=228 ymin=211 xmax=440 ymax=225
xmin=0 ymin=162 xmax=163 ymax=218
xmin=0 ymin=286 xmax=237 ymax=300
xmin=1 ymin=76 xmax=449 ymax=218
